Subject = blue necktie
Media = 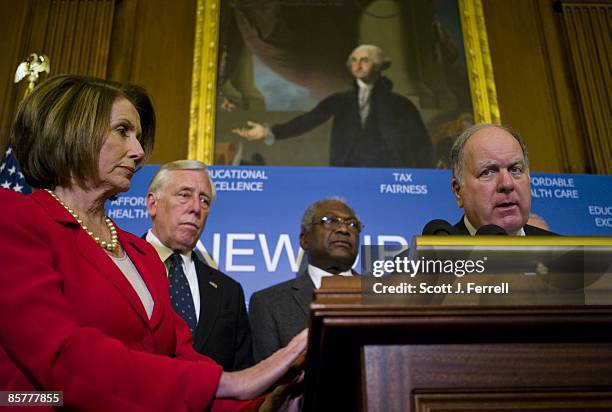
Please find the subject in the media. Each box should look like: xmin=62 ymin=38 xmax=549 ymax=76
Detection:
xmin=167 ymin=253 xmax=197 ymax=333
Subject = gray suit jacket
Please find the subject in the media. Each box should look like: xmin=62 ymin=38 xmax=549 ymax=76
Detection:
xmin=248 ymin=272 xmax=314 ymax=362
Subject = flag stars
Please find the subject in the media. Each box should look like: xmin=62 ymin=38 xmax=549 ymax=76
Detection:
xmin=0 ymin=148 xmax=32 ymax=194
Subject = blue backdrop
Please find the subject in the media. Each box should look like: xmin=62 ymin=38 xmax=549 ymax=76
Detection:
xmin=106 ymin=166 xmax=612 ymax=301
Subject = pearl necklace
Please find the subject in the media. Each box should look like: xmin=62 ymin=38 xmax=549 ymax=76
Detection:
xmin=45 ymin=189 xmax=119 ymax=252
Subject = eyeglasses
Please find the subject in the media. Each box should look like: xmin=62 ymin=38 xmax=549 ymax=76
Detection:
xmin=313 ymin=215 xmax=363 ymax=232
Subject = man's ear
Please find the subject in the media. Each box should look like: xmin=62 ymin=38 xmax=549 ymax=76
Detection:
xmin=299 ymin=232 xmax=308 ymax=251
xmin=451 ymin=179 xmax=463 ymax=208
xmin=145 ymin=192 xmax=158 ymax=218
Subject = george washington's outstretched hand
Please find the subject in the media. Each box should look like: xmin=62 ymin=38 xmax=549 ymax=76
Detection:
xmin=232 ymin=121 xmax=268 ymax=141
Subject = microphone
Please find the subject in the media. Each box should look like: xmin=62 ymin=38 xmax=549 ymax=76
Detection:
xmin=422 ymin=219 xmax=459 ymax=235
xmin=475 ymin=224 xmax=508 ymax=235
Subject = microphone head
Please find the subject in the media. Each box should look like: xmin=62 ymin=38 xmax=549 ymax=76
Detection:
xmin=422 ymin=219 xmax=457 ymax=235
xmin=475 ymin=224 xmax=508 ymax=235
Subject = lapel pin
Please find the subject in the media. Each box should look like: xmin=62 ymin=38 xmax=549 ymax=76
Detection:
xmin=209 ymin=281 xmax=218 ymax=289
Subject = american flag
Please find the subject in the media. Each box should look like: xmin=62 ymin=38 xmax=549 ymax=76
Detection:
xmin=0 ymin=146 xmax=31 ymax=194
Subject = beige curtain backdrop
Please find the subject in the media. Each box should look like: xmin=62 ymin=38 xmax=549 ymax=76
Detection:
xmin=561 ymin=1 xmax=612 ymax=174
xmin=44 ymin=0 xmax=115 ymax=77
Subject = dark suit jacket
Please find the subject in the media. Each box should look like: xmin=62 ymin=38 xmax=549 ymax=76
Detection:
xmin=191 ymin=254 xmax=253 ymax=371
xmin=272 ymin=76 xmax=434 ymax=168
xmin=452 ymin=217 xmax=584 ymax=304
xmin=0 ymin=189 xmax=253 ymax=411
xmin=249 ymin=272 xmax=314 ymax=362
xmin=143 ymin=234 xmax=253 ymax=371
xmin=454 ymin=217 xmax=558 ymax=236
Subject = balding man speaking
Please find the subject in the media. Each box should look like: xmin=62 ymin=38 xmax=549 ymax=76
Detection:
xmin=444 ymin=124 xmax=555 ymax=236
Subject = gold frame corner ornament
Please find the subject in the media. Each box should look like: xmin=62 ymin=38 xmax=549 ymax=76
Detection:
xmin=458 ymin=0 xmax=501 ymax=124
xmin=189 ymin=0 xmax=501 ymax=162
xmin=189 ymin=0 xmax=220 ymax=163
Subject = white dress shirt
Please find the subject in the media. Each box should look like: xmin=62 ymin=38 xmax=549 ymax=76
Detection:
xmin=308 ymin=264 xmax=353 ymax=289
xmin=463 ymin=216 xmax=526 ymax=236
xmin=356 ymin=78 xmax=373 ymax=125
xmin=146 ymin=230 xmax=201 ymax=321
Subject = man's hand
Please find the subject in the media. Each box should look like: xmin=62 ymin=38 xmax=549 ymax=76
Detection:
xmin=232 ymin=121 xmax=268 ymax=141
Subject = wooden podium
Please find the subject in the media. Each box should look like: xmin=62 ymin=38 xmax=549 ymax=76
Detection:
xmin=303 ymin=276 xmax=612 ymax=412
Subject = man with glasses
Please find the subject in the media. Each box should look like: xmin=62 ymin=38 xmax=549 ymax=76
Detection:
xmin=249 ymin=198 xmax=362 ymax=362
xmin=145 ymin=160 xmax=253 ymax=371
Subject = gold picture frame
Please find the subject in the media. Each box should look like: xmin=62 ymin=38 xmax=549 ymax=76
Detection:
xmin=188 ymin=0 xmax=500 ymax=163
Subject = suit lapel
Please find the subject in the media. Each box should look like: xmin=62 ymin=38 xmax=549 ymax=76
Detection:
xmin=454 ymin=217 xmax=470 ymax=234
xmin=525 ymin=225 xmax=539 ymax=235
xmin=75 ymin=227 xmax=152 ymax=327
xmin=123 ymin=235 xmax=166 ymax=330
xmin=291 ymin=274 xmax=315 ymax=317
xmin=192 ymin=254 xmax=221 ymax=351
xmin=524 ymin=224 xmax=557 ymax=236
xmin=35 ymin=190 xmax=156 ymax=327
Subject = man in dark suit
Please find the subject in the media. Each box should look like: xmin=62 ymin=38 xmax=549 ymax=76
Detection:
xmin=448 ymin=123 xmax=555 ymax=236
xmin=249 ymin=198 xmax=361 ymax=362
xmin=145 ymin=160 xmax=253 ymax=371
xmin=232 ymin=44 xmax=434 ymax=168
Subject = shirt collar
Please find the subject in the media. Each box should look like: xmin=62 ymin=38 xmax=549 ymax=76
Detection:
xmin=308 ymin=264 xmax=352 ymax=289
xmin=356 ymin=78 xmax=373 ymax=90
xmin=146 ymin=230 xmax=193 ymax=264
xmin=463 ymin=216 xmax=525 ymax=236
